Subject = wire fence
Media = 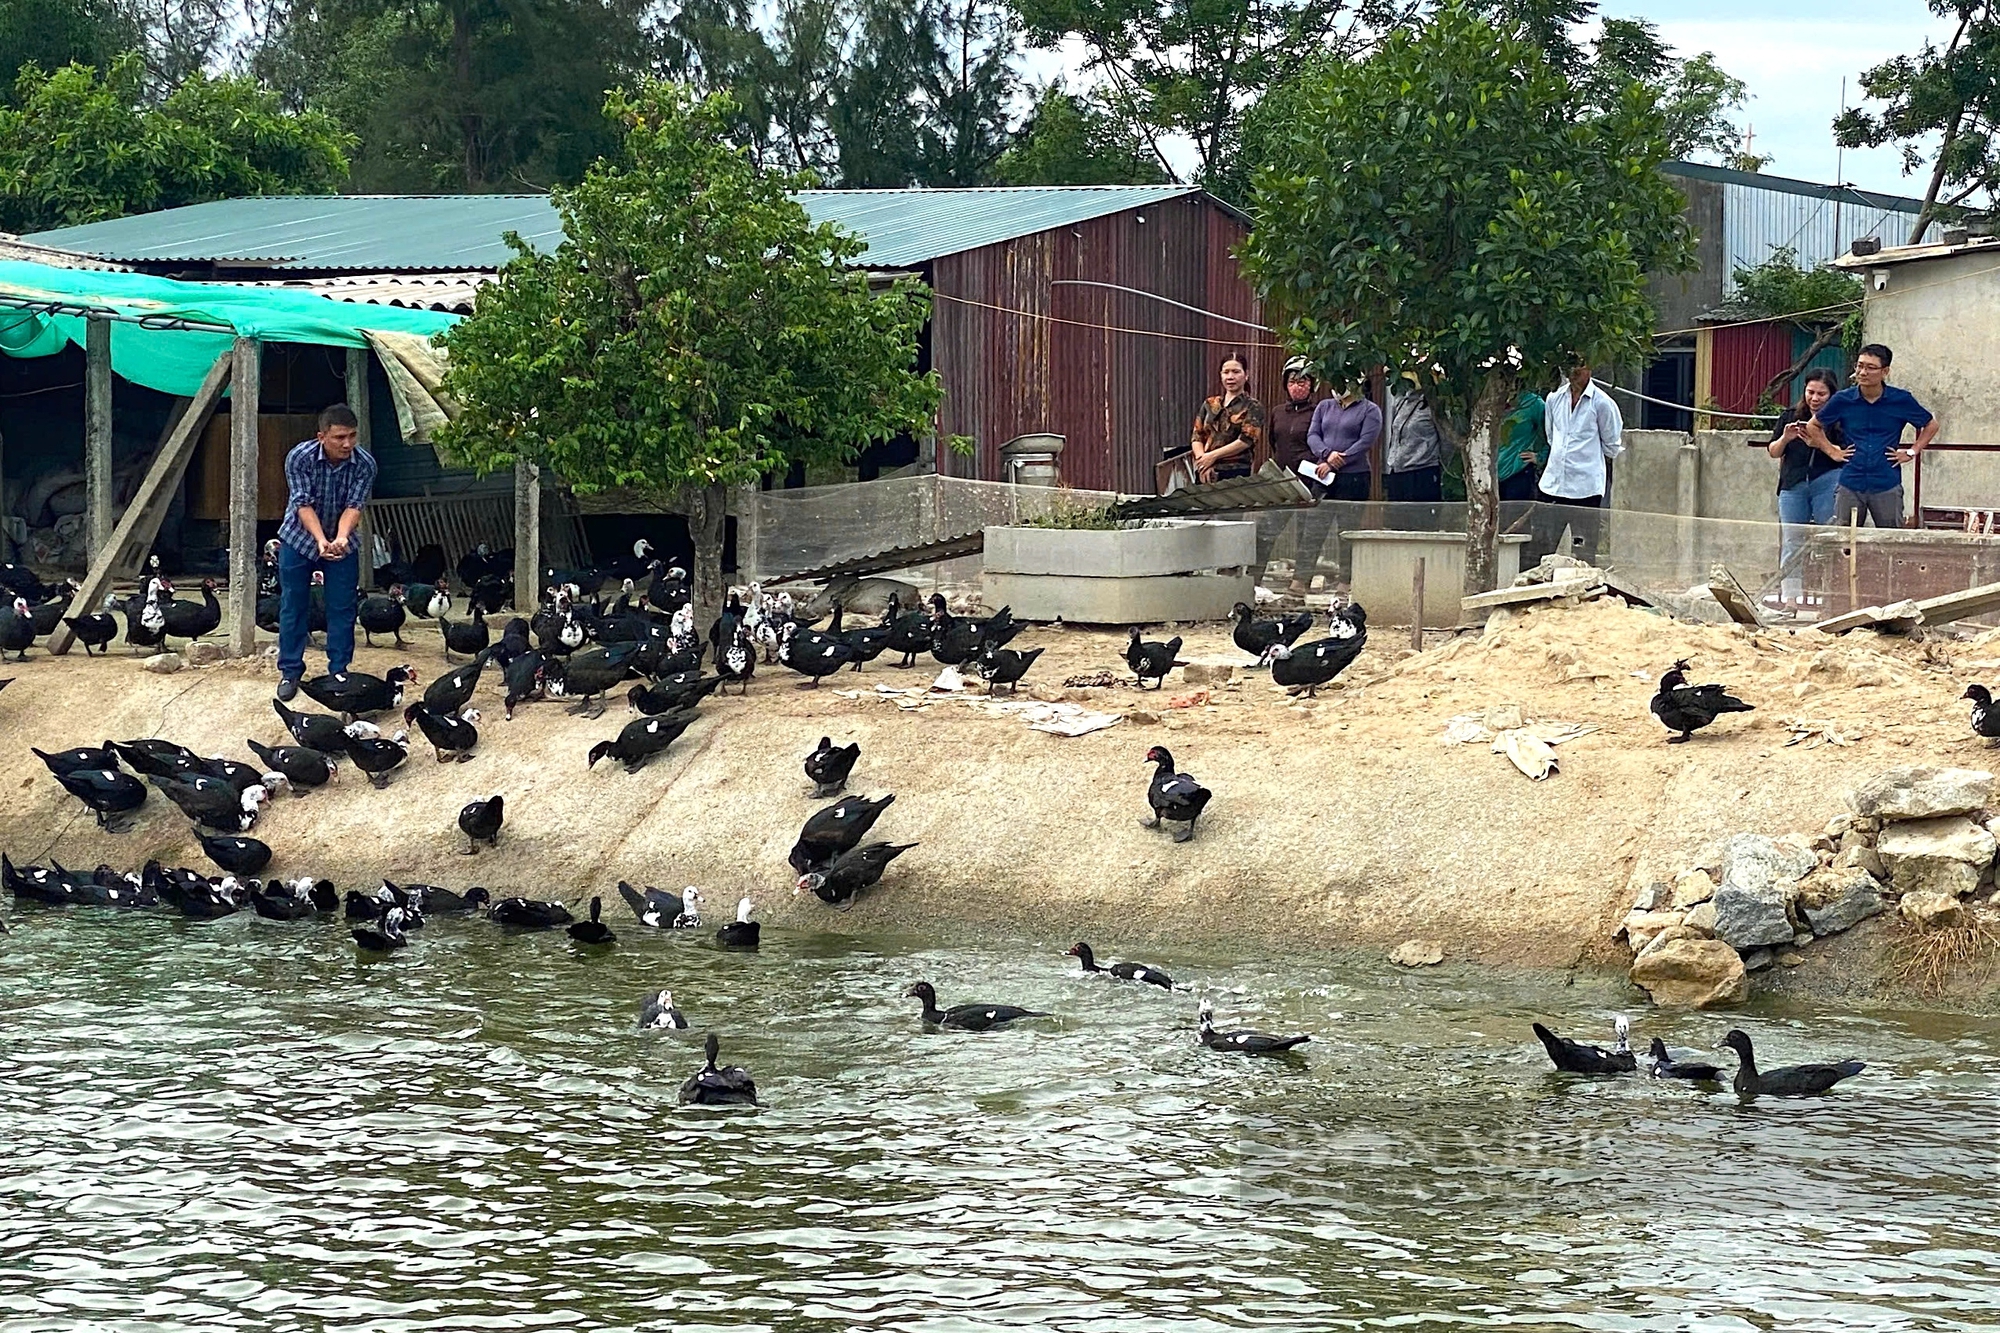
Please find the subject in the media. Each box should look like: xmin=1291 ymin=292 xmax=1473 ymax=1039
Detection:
xmin=743 ymin=474 xmax=2000 ymax=627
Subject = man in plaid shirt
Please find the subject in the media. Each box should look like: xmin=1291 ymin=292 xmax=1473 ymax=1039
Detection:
xmin=275 ymin=403 xmax=376 ymax=701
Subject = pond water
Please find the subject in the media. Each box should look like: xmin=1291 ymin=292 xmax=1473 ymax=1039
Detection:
xmin=3 ymin=905 xmax=1998 ymax=1332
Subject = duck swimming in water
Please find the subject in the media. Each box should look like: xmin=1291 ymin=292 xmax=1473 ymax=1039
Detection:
xmin=619 ymin=881 xmax=701 ymax=929
xmin=488 ymin=896 xmax=574 ymax=930
xmin=567 ymin=895 xmax=616 ymax=945
xmin=1718 ymin=1029 xmax=1864 ymax=1098
xmin=1066 ymin=941 xmax=1174 ymax=990
xmin=1646 ymin=1037 xmax=1722 ymax=1082
xmin=678 ymin=1033 xmax=758 ymax=1106
xmin=905 ymin=980 xmax=1049 ymax=1032
xmin=1197 ymin=998 xmax=1310 ymax=1054
xmin=1531 ymin=1017 xmax=1635 ymax=1075
xmin=353 ymin=905 xmax=410 ymax=952
xmin=716 ymin=897 xmax=760 ymax=949
xmin=639 ymin=989 xmax=688 ymax=1029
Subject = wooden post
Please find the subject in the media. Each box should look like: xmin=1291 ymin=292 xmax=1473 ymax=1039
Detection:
xmin=513 ymin=458 xmax=540 ymax=612
xmin=1847 ymin=511 xmax=1860 ymax=613
xmin=84 ymin=315 xmax=114 ymax=564
xmin=48 ymin=354 xmax=233 ymax=654
xmin=1411 ymin=556 xmax=1426 ymax=650
xmin=346 ymin=346 xmax=375 ymax=589
xmin=228 ymin=337 xmax=262 ymax=657
xmin=1692 ymin=327 xmax=1714 ymax=433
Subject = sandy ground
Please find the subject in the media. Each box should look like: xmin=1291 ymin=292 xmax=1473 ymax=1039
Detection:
xmin=1 ymin=596 xmax=1992 ymax=994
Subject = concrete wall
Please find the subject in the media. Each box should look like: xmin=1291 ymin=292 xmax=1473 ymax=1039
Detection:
xmin=1648 ymin=174 xmax=1726 ymax=334
xmin=1611 ymin=429 xmax=1779 ymax=523
xmin=1861 ymin=251 xmax=2000 ymax=511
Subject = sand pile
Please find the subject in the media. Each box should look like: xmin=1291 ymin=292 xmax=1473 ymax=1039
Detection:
xmin=0 ymin=596 xmax=1988 ymax=999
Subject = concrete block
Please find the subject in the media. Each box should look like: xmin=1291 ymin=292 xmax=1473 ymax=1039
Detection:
xmin=1348 ymin=530 xmax=1529 ymax=624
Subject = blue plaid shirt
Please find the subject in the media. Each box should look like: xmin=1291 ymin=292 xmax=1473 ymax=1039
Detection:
xmin=279 ymin=439 xmax=377 ymax=559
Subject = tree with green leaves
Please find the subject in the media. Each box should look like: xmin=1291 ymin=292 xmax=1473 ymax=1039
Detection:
xmin=0 ymin=53 xmax=352 ymax=232
xmin=1241 ymin=3 xmax=1692 ymax=593
xmin=1836 ymin=0 xmax=2000 ymax=244
xmin=1718 ymin=246 xmax=1864 ymax=408
xmin=253 ymin=0 xmax=653 ymax=191
xmin=0 ymin=0 xmax=139 ymax=98
xmin=993 ymin=83 xmax=1166 ymax=184
xmin=436 ymin=81 xmax=943 ymax=625
xmin=1010 ymin=0 xmax=1376 ymax=194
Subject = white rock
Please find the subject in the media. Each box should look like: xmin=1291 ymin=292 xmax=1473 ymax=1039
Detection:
xmin=1876 ymin=816 xmax=1997 ymax=898
xmin=1621 ymin=909 xmax=1686 ymax=953
xmin=140 ymin=652 xmax=183 ymax=674
xmin=1900 ymin=890 xmax=1967 ymax=931
xmin=1834 ymin=843 xmax=1886 ymax=878
xmin=1848 ymin=766 xmax=1993 ymax=821
xmin=1672 ymin=869 xmax=1716 ymax=909
xmin=1684 ymin=901 xmax=1719 ymax=936
xmin=1389 ymin=939 xmax=1444 ymax=967
xmin=184 ymin=642 xmax=230 ymax=666
xmin=1629 ymin=938 xmax=1749 ymax=1008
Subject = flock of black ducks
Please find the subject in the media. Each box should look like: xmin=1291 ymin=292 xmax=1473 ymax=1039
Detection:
xmin=1534 ymin=1016 xmax=1865 ymax=1098
xmin=0 ymin=555 xmax=1893 ymax=1106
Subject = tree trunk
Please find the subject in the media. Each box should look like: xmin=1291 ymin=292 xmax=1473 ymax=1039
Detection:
xmin=687 ymin=480 xmax=729 ymax=637
xmin=1460 ymin=371 xmax=1517 ymax=596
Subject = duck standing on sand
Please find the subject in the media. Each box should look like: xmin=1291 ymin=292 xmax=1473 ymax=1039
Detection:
xmin=1230 ymin=602 xmax=1313 ymax=661
xmin=302 ymin=665 xmax=417 ymax=719
xmin=61 ymin=596 xmax=119 ymax=655
xmin=1125 ymin=628 xmax=1185 ymax=689
xmin=977 ymin=643 xmax=1044 ymax=695
xmin=803 ymin=736 xmax=860 ymax=797
xmin=796 ymin=841 xmax=917 ymax=906
xmin=1964 ymin=685 xmax=2000 ymax=744
xmin=588 ymin=710 xmax=696 ymax=773
xmin=1197 ymin=999 xmax=1310 ymax=1054
xmin=787 ymin=794 xmax=896 ymax=873
xmin=1650 ymin=659 xmax=1752 ymax=743
xmin=678 ymin=1034 xmax=758 ymax=1106
xmin=53 ymin=767 xmax=147 ymax=829
xmin=1141 ymin=745 xmax=1211 ymax=842
xmin=0 ymin=597 xmax=36 ymax=660
xmin=1718 ymin=1029 xmax=1864 ymax=1097
xmin=405 ymin=702 xmax=480 ymax=762
xmin=346 ymin=729 xmax=411 ymax=787
xmin=1261 ymin=603 xmax=1368 ymax=696
xmin=458 ymin=794 xmax=504 ymax=853
xmin=274 ymin=698 xmax=350 ymax=754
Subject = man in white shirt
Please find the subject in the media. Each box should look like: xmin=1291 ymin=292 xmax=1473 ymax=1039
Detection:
xmin=1535 ymin=360 xmax=1624 ymax=563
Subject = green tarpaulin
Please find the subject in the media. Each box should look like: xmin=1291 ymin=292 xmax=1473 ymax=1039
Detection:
xmin=0 ymin=260 xmax=458 ymax=398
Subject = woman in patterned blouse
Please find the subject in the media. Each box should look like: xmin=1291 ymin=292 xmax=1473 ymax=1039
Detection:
xmin=1187 ymin=354 xmax=1266 ymax=482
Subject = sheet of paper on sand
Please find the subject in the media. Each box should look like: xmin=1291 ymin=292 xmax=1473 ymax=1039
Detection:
xmin=855 ymin=670 xmax=1124 ymax=736
xmin=1441 ymin=712 xmax=1599 ymax=780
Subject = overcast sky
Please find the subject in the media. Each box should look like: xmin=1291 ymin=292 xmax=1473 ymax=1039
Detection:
xmin=1593 ymin=0 xmax=1955 ymax=195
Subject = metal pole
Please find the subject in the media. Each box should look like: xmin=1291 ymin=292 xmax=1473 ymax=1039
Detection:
xmin=84 ymin=315 xmax=114 ymax=564
xmin=228 ymin=336 xmax=262 ymax=657
xmin=346 ymin=346 xmax=375 ymax=588
xmin=1410 ymin=557 xmax=1425 ymax=650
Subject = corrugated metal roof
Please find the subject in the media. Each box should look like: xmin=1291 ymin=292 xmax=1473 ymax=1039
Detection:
xmin=1663 ymin=161 xmax=1931 ymax=213
xmin=796 ymin=186 xmax=1203 ymax=268
xmin=23 ymin=186 xmax=1207 ymax=273
xmin=0 ymin=232 xmax=131 ymax=270
xmin=25 ymin=195 xmax=562 ymax=271
xmin=243 ymin=272 xmax=492 ymax=312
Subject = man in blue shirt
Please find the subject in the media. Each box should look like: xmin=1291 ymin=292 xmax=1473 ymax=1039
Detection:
xmin=1806 ymin=343 xmax=1938 ymax=528
xmin=275 ymin=403 xmax=377 ymax=700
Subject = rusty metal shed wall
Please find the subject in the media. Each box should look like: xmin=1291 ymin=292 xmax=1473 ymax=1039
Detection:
xmin=929 ymin=193 xmax=1276 ymax=495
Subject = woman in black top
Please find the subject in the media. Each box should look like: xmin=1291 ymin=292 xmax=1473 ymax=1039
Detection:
xmin=1766 ymin=368 xmax=1850 ymax=615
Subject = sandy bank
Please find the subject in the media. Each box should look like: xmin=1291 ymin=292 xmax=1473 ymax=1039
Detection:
xmin=0 ymin=598 xmax=1992 ymax=1002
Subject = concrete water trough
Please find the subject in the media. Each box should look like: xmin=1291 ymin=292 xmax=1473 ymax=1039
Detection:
xmin=982 ymin=519 xmax=1256 ymax=623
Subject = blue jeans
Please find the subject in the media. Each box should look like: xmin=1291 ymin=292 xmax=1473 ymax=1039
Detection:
xmin=1777 ymin=471 xmax=1840 ymax=602
xmin=278 ymin=543 xmax=359 ymax=679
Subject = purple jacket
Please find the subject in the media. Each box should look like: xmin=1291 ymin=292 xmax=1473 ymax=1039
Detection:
xmin=1306 ymin=396 xmax=1383 ymax=473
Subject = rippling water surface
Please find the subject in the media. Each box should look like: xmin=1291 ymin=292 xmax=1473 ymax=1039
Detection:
xmin=4 ymin=905 xmax=2000 ymax=1332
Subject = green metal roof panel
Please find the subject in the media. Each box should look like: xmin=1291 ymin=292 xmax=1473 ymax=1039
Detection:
xmin=794 ymin=186 xmax=1202 ymax=268
xmin=24 ymin=186 xmax=1205 ymax=272
xmin=26 ymin=195 xmax=563 ymax=270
